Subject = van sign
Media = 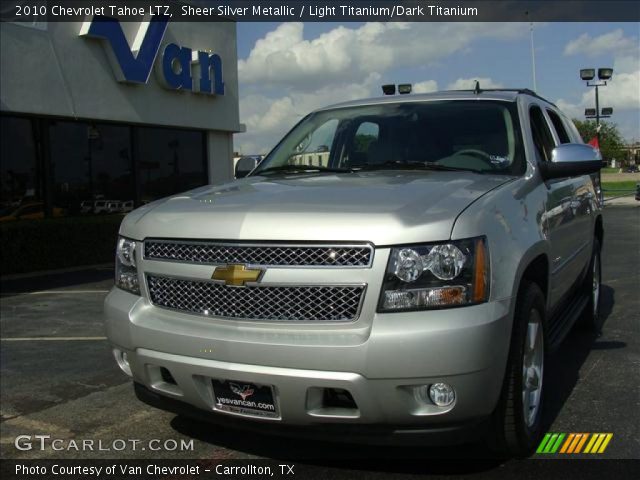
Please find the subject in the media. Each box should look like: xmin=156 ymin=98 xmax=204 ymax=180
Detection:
xmin=80 ymin=16 xmax=224 ymax=95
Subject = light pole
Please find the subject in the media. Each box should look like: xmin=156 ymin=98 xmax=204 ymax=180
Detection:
xmin=525 ymin=11 xmax=537 ymax=92
xmin=580 ymin=68 xmax=613 ymax=148
xmin=530 ymin=21 xmax=537 ymax=92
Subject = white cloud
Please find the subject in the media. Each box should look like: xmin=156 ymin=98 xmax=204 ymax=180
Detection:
xmin=556 ymin=29 xmax=639 ymax=141
xmin=556 ymin=29 xmax=639 ymax=140
xmin=412 ymin=80 xmax=438 ymax=94
xmin=446 ymin=77 xmax=503 ymax=90
xmin=235 ymin=22 xmax=532 ymax=153
xmin=556 ymin=69 xmax=640 ymax=109
xmin=237 ymin=73 xmax=381 ymax=154
xmin=239 ymin=22 xmax=526 ymax=91
xmin=564 ymin=29 xmax=638 ymax=57
xmin=554 ymin=99 xmax=582 ymax=119
xmin=556 ymin=70 xmax=639 ymax=141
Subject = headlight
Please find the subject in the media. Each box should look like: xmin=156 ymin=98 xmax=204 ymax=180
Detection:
xmin=379 ymin=237 xmax=488 ymax=312
xmin=392 ymin=248 xmax=424 ymax=282
xmin=115 ymin=236 xmax=140 ymax=295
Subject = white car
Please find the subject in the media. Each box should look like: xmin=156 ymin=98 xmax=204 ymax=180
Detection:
xmin=106 ymin=201 xmax=122 ymax=214
xmin=120 ymin=200 xmax=134 ymax=213
xmin=80 ymin=200 xmax=94 ymax=214
xmin=93 ymin=200 xmax=109 ymax=214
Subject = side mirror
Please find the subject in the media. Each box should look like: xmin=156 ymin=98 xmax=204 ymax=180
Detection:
xmin=539 ymin=143 xmax=602 ymax=180
xmin=235 ymin=157 xmax=259 ymax=179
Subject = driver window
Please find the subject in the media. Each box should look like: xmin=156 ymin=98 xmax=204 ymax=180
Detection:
xmin=529 ymin=106 xmax=556 ymax=162
xmin=546 ymin=109 xmax=571 ymax=144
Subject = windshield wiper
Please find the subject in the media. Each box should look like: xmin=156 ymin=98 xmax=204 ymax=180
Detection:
xmin=255 ymin=165 xmax=354 ymax=175
xmin=352 ymin=161 xmax=485 ymax=174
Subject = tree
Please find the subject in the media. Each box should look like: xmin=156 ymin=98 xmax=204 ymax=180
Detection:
xmin=572 ymin=119 xmax=625 ymax=163
xmin=353 ymin=134 xmax=377 ymax=153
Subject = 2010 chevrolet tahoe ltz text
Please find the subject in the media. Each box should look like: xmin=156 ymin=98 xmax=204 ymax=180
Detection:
xmin=104 ymin=89 xmax=604 ymax=455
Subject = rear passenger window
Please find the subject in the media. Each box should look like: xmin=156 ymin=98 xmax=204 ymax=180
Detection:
xmin=547 ymin=110 xmax=571 ymax=144
xmin=529 ymin=106 xmax=556 ymax=162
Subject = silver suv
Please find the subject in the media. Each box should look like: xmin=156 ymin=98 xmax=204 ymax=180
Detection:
xmin=104 ymin=89 xmax=603 ymax=455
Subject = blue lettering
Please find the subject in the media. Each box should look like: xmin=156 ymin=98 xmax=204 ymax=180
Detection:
xmin=80 ymin=16 xmax=169 ymax=84
xmin=197 ymin=51 xmax=225 ymax=95
xmin=161 ymin=43 xmax=193 ymax=91
xmin=80 ymin=17 xmax=224 ymax=96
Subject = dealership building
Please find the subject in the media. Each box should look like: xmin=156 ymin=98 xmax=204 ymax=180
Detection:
xmin=0 ymin=16 xmax=242 ymax=215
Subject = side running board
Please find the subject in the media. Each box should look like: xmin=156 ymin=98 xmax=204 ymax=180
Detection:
xmin=547 ymin=293 xmax=589 ymax=351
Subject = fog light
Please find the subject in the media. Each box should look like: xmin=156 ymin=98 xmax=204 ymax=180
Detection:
xmin=113 ymin=348 xmax=132 ymax=377
xmin=429 ymin=383 xmax=455 ymax=407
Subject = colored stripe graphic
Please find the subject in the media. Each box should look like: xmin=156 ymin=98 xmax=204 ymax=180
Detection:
xmin=568 ymin=433 xmax=583 ymax=453
xmin=550 ymin=433 xmax=565 ymax=453
xmin=597 ymin=433 xmax=613 ymax=453
xmin=544 ymin=433 xmax=559 ymax=453
xmin=536 ymin=433 xmax=552 ymax=453
xmin=537 ymin=433 xmax=613 ymax=454
xmin=559 ymin=433 xmax=575 ymax=453
xmin=574 ymin=433 xmax=589 ymax=453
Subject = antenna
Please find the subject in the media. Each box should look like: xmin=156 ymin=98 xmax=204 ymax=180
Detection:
xmin=474 ymin=80 xmax=482 ymax=95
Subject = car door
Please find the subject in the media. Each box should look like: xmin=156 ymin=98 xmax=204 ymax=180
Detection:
xmin=529 ymin=104 xmax=581 ymax=308
xmin=545 ymin=108 xmax=594 ymax=267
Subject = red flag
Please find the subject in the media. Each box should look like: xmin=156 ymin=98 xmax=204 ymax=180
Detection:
xmin=587 ymin=136 xmax=599 ymax=150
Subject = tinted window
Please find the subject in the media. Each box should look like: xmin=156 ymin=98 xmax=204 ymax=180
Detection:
xmin=529 ymin=106 xmax=556 ymax=162
xmin=547 ymin=110 xmax=571 ymax=144
xmin=353 ymin=122 xmax=379 ymax=153
xmin=349 ymin=121 xmax=380 ymax=166
xmin=1 ymin=115 xmax=209 ymax=219
xmin=137 ymin=127 xmax=206 ymax=202
xmin=49 ymin=121 xmax=132 ymax=214
xmin=0 ymin=116 xmax=41 ymax=208
xmin=19 ymin=204 xmax=42 ymax=215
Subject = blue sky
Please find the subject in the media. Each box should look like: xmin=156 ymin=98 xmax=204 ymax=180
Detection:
xmin=235 ymin=22 xmax=639 ymax=154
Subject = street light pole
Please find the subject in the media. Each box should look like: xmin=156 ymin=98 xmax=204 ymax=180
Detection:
xmin=525 ymin=11 xmax=537 ymax=92
xmin=530 ymin=22 xmax=537 ymax=92
xmin=594 ymin=84 xmax=600 ymax=146
xmin=580 ymin=68 xmax=613 ymax=151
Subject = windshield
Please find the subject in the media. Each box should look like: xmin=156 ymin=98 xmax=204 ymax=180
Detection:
xmin=253 ymin=100 xmax=525 ymax=176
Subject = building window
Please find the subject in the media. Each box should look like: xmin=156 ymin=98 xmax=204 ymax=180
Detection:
xmin=1 ymin=115 xmax=208 ymax=218
xmin=49 ymin=121 xmax=132 ymax=215
xmin=0 ymin=116 xmax=42 ymax=212
xmin=136 ymin=127 xmax=207 ymax=203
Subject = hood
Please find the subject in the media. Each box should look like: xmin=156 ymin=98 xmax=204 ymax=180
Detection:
xmin=121 ymin=171 xmax=513 ymax=245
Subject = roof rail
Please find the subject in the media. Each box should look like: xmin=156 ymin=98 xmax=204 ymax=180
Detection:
xmin=445 ymin=88 xmax=556 ymax=107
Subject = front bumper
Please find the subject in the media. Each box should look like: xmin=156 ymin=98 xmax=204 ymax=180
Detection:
xmin=134 ymin=383 xmax=490 ymax=446
xmin=105 ymin=287 xmax=513 ymax=437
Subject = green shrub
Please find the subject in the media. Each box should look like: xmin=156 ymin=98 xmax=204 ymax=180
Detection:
xmin=1 ymin=215 xmax=123 ymax=274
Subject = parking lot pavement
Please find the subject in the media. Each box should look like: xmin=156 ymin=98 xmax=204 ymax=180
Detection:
xmin=1 ymin=207 xmax=638 ymax=472
xmin=605 ymin=195 xmax=639 ymax=207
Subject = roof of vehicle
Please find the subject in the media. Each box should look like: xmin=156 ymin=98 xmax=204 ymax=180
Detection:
xmin=317 ymin=88 xmax=556 ymax=112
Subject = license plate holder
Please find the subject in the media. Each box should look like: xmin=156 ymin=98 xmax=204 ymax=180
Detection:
xmin=211 ymin=379 xmax=279 ymax=419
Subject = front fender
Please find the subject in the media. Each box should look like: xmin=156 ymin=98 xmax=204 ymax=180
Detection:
xmin=451 ymin=176 xmax=550 ymax=313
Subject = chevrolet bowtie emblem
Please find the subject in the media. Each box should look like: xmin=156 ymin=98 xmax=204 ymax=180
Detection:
xmin=212 ymin=264 xmax=263 ymax=287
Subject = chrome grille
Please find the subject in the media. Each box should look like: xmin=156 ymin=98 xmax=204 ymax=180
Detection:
xmin=144 ymin=240 xmax=373 ymax=267
xmin=147 ymin=275 xmax=365 ymax=321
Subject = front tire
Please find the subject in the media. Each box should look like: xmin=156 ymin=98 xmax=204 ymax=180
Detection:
xmin=491 ymin=281 xmax=546 ymax=456
xmin=580 ymin=237 xmax=602 ymax=331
